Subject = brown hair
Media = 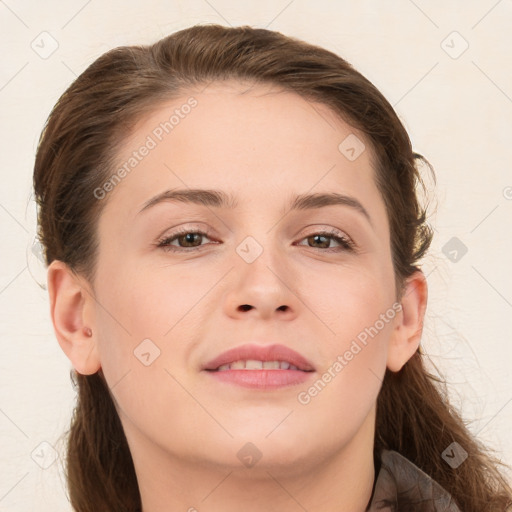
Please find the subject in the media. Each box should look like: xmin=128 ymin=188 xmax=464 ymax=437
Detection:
xmin=33 ymin=24 xmax=512 ymax=511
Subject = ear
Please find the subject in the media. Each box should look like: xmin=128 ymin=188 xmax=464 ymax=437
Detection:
xmin=386 ymin=270 xmax=428 ymax=372
xmin=47 ymin=260 xmax=101 ymax=375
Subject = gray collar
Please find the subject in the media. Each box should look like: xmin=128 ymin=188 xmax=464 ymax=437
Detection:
xmin=366 ymin=449 xmax=462 ymax=511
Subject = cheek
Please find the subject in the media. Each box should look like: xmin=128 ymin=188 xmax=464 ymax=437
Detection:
xmin=295 ymin=290 xmax=394 ymax=441
xmin=93 ymin=257 xmax=192 ymax=342
xmin=91 ymin=258 xmax=208 ymax=385
xmin=296 ymin=347 xmax=384 ymax=449
xmin=293 ymin=257 xmax=395 ymax=340
xmin=295 ymin=261 xmax=395 ymax=400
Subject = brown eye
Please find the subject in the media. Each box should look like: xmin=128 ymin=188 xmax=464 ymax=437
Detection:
xmin=157 ymin=230 xmax=213 ymax=252
xmin=297 ymin=231 xmax=354 ymax=252
xmin=175 ymin=232 xmax=204 ymax=248
xmin=307 ymin=234 xmax=330 ymax=248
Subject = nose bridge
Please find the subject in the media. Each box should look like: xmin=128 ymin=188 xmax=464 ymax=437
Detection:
xmin=235 ymin=230 xmax=287 ymax=288
xmin=230 ymin=202 xmax=284 ymax=270
xmin=223 ymin=226 xmax=297 ymax=317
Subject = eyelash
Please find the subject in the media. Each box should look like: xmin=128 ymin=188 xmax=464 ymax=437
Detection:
xmin=156 ymin=227 xmax=356 ymax=253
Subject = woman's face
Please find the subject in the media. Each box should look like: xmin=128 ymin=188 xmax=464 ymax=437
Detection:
xmin=82 ymin=81 xmax=410 ymax=476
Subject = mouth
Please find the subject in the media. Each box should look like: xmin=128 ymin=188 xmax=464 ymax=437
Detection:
xmin=213 ymin=360 xmax=306 ymax=371
xmin=202 ymin=343 xmax=315 ymax=389
xmin=202 ymin=343 xmax=315 ymax=373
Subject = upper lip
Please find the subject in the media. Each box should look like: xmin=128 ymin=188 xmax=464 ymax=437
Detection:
xmin=203 ymin=343 xmax=315 ymax=372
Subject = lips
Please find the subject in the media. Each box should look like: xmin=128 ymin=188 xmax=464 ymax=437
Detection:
xmin=203 ymin=343 xmax=315 ymax=372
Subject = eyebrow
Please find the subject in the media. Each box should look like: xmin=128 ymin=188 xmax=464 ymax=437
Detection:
xmin=138 ymin=188 xmax=373 ymax=226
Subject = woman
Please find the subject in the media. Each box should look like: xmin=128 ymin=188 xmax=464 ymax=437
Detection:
xmin=33 ymin=24 xmax=512 ymax=511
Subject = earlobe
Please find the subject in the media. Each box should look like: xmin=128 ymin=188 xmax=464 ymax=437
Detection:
xmin=386 ymin=270 xmax=428 ymax=373
xmin=47 ymin=260 xmax=101 ymax=375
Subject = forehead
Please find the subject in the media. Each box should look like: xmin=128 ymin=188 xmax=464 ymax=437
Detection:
xmin=101 ymin=80 xmax=385 ymax=226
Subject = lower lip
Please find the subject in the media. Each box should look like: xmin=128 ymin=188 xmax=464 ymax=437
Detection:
xmin=205 ymin=369 xmax=314 ymax=389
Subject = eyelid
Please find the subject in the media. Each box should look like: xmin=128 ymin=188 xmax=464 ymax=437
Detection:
xmin=156 ymin=224 xmax=357 ymax=253
xmin=156 ymin=226 xmax=214 ymax=249
xmin=156 ymin=222 xmax=212 ymax=241
xmin=295 ymin=227 xmax=355 ymax=251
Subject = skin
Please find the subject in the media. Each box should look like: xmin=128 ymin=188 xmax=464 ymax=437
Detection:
xmin=48 ymin=81 xmax=427 ymax=512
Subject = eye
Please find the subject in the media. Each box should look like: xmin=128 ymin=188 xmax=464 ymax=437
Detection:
xmin=157 ymin=227 xmax=355 ymax=253
xmin=295 ymin=230 xmax=355 ymax=252
xmin=157 ymin=228 xmax=215 ymax=252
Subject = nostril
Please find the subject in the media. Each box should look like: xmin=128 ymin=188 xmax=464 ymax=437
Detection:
xmin=239 ymin=304 xmax=252 ymax=311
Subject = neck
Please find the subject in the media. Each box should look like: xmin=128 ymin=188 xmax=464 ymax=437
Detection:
xmin=125 ymin=409 xmax=376 ymax=512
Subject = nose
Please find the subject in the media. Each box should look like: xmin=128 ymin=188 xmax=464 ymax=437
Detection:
xmin=222 ymin=241 xmax=297 ymax=321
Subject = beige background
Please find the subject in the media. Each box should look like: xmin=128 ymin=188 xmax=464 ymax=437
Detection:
xmin=1 ymin=1 xmax=511 ymax=510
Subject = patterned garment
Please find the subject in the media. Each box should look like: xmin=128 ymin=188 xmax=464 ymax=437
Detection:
xmin=366 ymin=449 xmax=462 ymax=511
